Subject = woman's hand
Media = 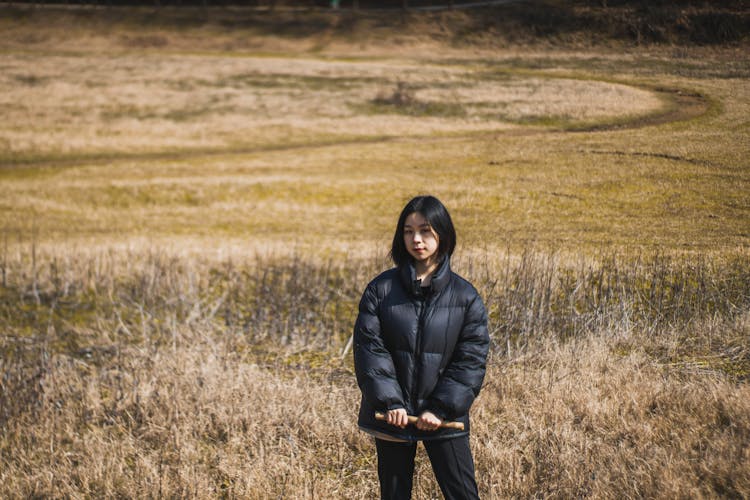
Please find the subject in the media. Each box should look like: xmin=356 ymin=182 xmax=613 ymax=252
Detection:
xmin=386 ymin=408 xmax=408 ymax=428
xmin=416 ymin=411 xmax=442 ymax=431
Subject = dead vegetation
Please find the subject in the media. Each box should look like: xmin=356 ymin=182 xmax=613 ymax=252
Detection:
xmin=1 ymin=248 xmax=748 ymax=497
xmin=0 ymin=51 xmax=665 ymax=164
xmin=0 ymin=5 xmax=749 ymax=498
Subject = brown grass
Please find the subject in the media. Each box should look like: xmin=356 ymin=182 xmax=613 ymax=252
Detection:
xmin=0 ymin=52 xmax=663 ymax=161
xmin=1 ymin=6 xmax=749 ymax=498
xmin=1 ymin=249 xmax=748 ymax=498
xmin=4 ymin=329 xmax=749 ymax=498
xmin=476 ymin=328 xmax=750 ymax=498
xmin=2 ymin=8 xmax=748 ymax=257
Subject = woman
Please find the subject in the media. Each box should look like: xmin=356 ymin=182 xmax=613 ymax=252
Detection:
xmin=353 ymin=195 xmax=490 ymax=500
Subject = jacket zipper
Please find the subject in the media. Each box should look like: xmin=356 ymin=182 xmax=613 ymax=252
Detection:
xmin=411 ymin=294 xmax=430 ymax=413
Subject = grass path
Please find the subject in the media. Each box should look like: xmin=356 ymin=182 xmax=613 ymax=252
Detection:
xmin=0 ymin=79 xmax=709 ymax=170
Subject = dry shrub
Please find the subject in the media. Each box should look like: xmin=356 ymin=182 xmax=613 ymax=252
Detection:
xmin=373 ymin=81 xmax=418 ymax=107
xmin=4 ymin=248 xmax=748 ymax=358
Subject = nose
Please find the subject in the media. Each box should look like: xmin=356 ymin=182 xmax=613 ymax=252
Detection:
xmin=412 ymin=231 xmax=422 ymax=243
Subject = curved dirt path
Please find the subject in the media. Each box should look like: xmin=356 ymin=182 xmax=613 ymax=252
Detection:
xmin=0 ymin=54 xmax=710 ymax=169
xmin=12 ymin=84 xmax=708 ymax=169
xmin=575 ymin=86 xmax=709 ymax=132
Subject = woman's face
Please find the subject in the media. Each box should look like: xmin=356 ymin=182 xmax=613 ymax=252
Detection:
xmin=403 ymin=212 xmax=440 ymax=266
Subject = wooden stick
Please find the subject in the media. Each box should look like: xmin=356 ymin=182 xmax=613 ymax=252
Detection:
xmin=375 ymin=411 xmax=465 ymax=431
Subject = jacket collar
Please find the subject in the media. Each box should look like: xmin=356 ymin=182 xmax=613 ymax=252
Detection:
xmin=399 ymin=255 xmax=451 ymax=297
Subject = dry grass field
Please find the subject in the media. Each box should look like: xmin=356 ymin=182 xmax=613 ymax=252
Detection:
xmin=1 ymin=4 xmax=749 ymax=498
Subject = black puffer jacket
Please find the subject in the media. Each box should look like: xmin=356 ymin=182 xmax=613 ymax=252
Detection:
xmin=353 ymin=256 xmax=490 ymax=441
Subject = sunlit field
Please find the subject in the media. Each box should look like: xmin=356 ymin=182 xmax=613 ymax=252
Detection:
xmin=1 ymin=5 xmax=749 ymax=498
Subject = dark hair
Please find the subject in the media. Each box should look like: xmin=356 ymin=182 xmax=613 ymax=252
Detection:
xmin=390 ymin=195 xmax=457 ymax=267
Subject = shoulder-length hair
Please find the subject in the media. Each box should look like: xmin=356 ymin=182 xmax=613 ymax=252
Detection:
xmin=390 ymin=195 xmax=457 ymax=267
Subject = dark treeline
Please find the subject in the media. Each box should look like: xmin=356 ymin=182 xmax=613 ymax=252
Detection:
xmin=4 ymin=0 xmax=749 ymax=9
xmin=1 ymin=0 xmax=492 ymax=8
xmin=2 ymin=0 xmax=747 ymax=45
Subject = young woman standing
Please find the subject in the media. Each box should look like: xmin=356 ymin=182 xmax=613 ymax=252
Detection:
xmin=353 ymin=195 xmax=490 ymax=500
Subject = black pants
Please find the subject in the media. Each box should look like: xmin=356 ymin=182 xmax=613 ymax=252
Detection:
xmin=375 ymin=436 xmax=479 ymax=500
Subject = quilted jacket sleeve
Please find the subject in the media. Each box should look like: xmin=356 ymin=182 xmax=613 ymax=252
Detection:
xmin=427 ymin=292 xmax=490 ymax=420
xmin=353 ymin=282 xmax=405 ymax=411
